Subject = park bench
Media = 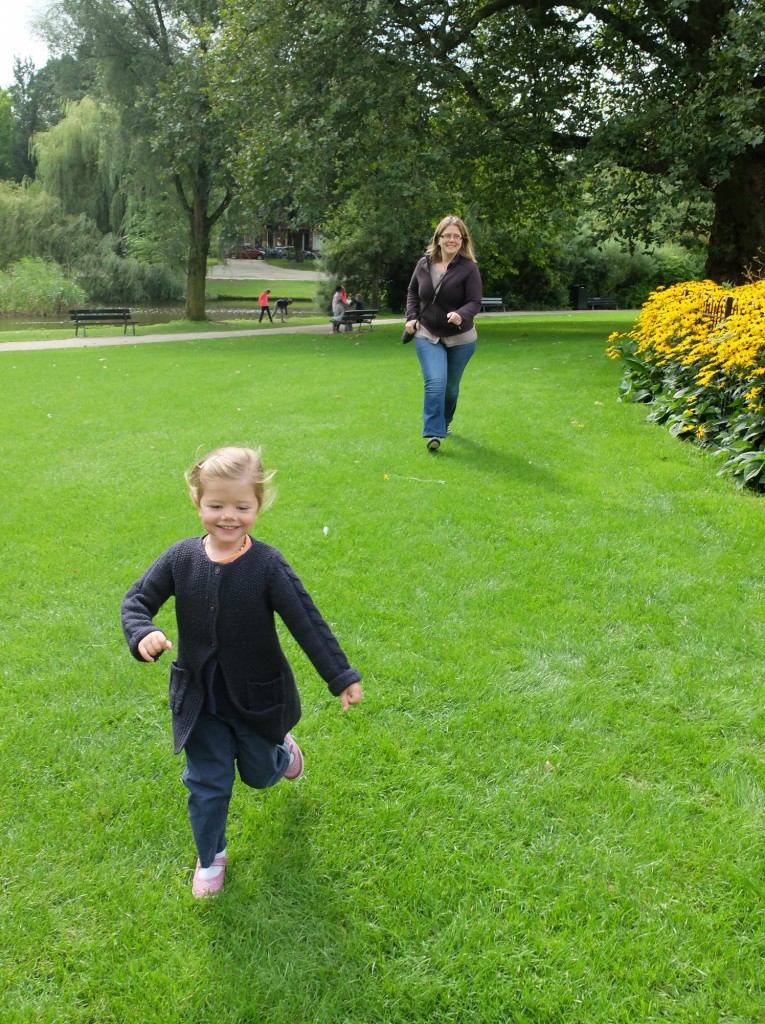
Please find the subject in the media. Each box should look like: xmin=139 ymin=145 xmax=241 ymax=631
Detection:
xmin=702 ymin=295 xmax=738 ymax=325
xmin=586 ymin=296 xmax=619 ymax=310
xmin=70 ymin=308 xmax=136 ymax=336
xmin=480 ymin=297 xmax=506 ymax=311
xmin=332 ymin=308 xmax=378 ymax=332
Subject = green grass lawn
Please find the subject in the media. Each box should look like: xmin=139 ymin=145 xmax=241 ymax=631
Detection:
xmin=0 ymin=313 xmax=337 ymax=344
xmin=1 ymin=314 xmax=763 ymax=1023
xmin=209 ymin=282 xmax=313 ymax=301
xmin=207 ymin=273 xmax=319 ymax=304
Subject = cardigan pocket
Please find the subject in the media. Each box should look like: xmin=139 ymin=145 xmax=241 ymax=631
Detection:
xmin=168 ymin=662 xmax=192 ymax=715
xmin=240 ymin=674 xmax=287 ymax=743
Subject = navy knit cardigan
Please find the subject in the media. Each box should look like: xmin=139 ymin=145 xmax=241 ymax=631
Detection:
xmin=121 ymin=537 xmax=361 ymax=753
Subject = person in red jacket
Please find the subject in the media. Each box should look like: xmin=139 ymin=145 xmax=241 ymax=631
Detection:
xmin=404 ymin=216 xmax=483 ymax=452
xmin=258 ymin=289 xmax=273 ymax=322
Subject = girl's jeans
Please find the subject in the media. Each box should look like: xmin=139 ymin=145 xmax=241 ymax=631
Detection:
xmin=182 ymin=711 xmax=290 ymax=867
xmin=414 ymin=336 xmax=476 ymax=438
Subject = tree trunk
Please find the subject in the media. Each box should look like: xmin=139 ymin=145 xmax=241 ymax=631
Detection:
xmin=705 ymin=142 xmax=765 ymax=284
xmin=185 ymin=191 xmax=211 ymax=321
xmin=370 ymin=252 xmax=382 ymax=308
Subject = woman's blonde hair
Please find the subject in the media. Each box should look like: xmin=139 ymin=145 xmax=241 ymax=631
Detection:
xmin=426 ymin=215 xmax=476 ymax=263
xmin=185 ymin=446 xmax=276 ymax=509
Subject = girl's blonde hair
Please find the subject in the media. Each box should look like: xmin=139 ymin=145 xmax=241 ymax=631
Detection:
xmin=426 ymin=215 xmax=476 ymax=263
xmin=185 ymin=446 xmax=276 ymax=509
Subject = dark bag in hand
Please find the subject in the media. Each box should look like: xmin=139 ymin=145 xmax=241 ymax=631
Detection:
xmin=401 ymin=328 xmax=415 ymax=344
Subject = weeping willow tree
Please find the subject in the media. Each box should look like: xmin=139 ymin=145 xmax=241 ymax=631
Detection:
xmin=0 ymin=179 xmax=100 ymax=271
xmin=32 ymin=95 xmax=187 ymax=282
xmin=40 ymin=0 xmax=239 ymax=319
xmin=32 ymin=96 xmax=126 ymax=233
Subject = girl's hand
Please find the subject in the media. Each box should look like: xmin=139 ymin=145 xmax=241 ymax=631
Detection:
xmin=446 ymin=311 xmax=462 ymax=326
xmin=138 ymin=630 xmax=173 ymax=663
xmin=339 ymin=682 xmax=363 ymax=710
xmin=405 ymin=319 xmax=419 ymax=334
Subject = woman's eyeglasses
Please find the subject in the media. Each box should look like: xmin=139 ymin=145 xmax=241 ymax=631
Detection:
xmin=440 ymin=233 xmax=463 ymax=240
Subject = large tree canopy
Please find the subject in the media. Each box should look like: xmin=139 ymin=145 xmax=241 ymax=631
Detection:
xmin=0 ymin=92 xmax=17 ymax=181
xmin=14 ymin=0 xmax=759 ymax=311
xmin=572 ymin=0 xmax=765 ymax=281
xmin=221 ymin=0 xmax=765 ymax=284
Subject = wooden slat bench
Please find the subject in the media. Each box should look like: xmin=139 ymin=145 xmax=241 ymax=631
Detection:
xmin=586 ymin=296 xmax=619 ymax=310
xmin=70 ymin=308 xmax=136 ymax=336
xmin=702 ymin=295 xmax=738 ymax=325
xmin=332 ymin=308 xmax=378 ymax=332
xmin=480 ymin=297 xmax=505 ymax=311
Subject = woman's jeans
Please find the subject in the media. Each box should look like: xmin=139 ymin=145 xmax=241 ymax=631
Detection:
xmin=414 ymin=336 xmax=476 ymax=438
xmin=182 ymin=710 xmax=290 ymax=867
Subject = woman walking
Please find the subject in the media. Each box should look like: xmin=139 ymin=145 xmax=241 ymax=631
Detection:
xmin=404 ymin=216 xmax=482 ymax=452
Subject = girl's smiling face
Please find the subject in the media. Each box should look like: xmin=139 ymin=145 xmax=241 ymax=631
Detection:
xmin=195 ymin=476 xmax=259 ymax=556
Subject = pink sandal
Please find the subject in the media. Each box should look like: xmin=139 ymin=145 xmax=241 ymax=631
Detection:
xmin=283 ymin=733 xmax=304 ymax=780
xmin=192 ymin=852 xmax=228 ymax=898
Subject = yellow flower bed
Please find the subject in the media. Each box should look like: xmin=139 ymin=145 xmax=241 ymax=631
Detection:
xmin=607 ymin=279 xmax=765 ymax=489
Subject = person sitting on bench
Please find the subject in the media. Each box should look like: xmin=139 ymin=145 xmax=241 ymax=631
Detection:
xmin=331 ymin=285 xmax=351 ymax=333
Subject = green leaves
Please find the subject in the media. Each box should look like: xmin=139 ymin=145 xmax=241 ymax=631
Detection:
xmin=0 ymin=255 xmax=86 ymax=312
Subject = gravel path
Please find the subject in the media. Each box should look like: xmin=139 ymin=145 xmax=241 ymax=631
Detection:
xmin=0 ymin=319 xmax=403 ymax=352
xmin=207 ymin=260 xmax=326 ymax=282
xmin=0 ymin=311 xmax=583 ymax=353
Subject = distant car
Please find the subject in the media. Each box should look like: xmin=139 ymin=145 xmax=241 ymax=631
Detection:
xmin=281 ymin=246 xmax=319 ymax=261
xmin=228 ymin=244 xmax=265 ymax=260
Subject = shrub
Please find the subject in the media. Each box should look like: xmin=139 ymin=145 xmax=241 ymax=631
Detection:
xmin=475 ymin=228 xmax=705 ymax=311
xmin=0 ymin=257 xmax=86 ymax=314
xmin=0 ymin=181 xmax=103 ymax=274
xmin=75 ymin=237 xmax=185 ymax=304
xmin=563 ymin=238 xmax=705 ymax=309
xmin=0 ymin=182 xmax=186 ymax=306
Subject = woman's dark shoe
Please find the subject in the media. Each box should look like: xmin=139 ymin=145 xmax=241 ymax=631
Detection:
xmin=426 ymin=437 xmax=441 ymax=452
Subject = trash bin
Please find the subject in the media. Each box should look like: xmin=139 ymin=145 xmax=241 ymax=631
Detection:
xmin=569 ymin=284 xmax=587 ymax=310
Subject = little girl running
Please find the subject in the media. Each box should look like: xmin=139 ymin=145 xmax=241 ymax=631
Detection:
xmin=121 ymin=445 xmax=363 ymax=897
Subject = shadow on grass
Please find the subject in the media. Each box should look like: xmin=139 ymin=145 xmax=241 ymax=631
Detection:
xmin=448 ymin=433 xmax=568 ymax=492
xmin=192 ymin=788 xmax=363 ymax=1018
